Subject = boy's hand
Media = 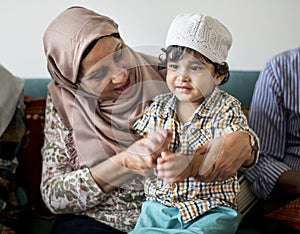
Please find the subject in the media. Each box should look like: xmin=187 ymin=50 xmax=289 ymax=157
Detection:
xmin=156 ymin=151 xmax=204 ymax=183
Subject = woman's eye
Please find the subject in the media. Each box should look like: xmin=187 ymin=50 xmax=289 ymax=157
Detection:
xmin=113 ymin=49 xmax=123 ymax=62
xmin=95 ymin=67 xmax=108 ymax=80
xmin=86 ymin=67 xmax=108 ymax=82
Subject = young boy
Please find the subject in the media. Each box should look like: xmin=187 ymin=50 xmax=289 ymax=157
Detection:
xmin=131 ymin=13 xmax=249 ymax=233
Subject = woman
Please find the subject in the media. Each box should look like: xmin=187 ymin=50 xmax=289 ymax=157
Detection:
xmin=41 ymin=6 xmax=258 ymax=233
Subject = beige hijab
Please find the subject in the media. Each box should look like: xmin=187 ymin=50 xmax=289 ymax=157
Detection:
xmin=44 ymin=6 xmax=168 ymax=167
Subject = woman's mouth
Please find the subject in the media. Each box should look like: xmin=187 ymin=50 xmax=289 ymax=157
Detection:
xmin=115 ymin=79 xmax=132 ymax=94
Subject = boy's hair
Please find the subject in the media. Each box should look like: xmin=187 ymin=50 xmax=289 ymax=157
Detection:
xmin=159 ymin=45 xmax=230 ymax=85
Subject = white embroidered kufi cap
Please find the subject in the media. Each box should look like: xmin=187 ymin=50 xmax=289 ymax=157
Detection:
xmin=165 ymin=13 xmax=233 ymax=64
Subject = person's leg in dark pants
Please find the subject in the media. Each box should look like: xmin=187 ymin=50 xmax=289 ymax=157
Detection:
xmin=51 ymin=214 xmax=125 ymax=234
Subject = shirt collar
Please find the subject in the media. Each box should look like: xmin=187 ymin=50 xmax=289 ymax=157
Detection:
xmin=193 ymin=87 xmax=221 ymax=118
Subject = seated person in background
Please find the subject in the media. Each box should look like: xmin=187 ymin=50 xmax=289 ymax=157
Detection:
xmin=245 ymin=47 xmax=300 ymax=203
xmin=0 ymin=64 xmax=25 ymax=233
xmin=131 ymin=13 xmax=251 ymax=234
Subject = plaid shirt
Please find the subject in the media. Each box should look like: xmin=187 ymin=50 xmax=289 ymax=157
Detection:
xmin=134 ymin=88 xmax=249 ymax=223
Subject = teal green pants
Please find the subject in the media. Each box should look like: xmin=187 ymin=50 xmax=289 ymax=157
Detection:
xmin=129 ymin=201 xmax=242 ymax=234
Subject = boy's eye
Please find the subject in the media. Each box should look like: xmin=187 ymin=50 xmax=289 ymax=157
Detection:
xmin=168 ymin=63 xmax=178 ymax=70
xmin=190 ymin=65 xmax=203 ymax=71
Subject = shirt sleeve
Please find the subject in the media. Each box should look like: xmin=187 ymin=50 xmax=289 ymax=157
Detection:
xmin=212 ymin=95 xmax=249 ymax=137
xmin=133 ymin=100 xmax=159 ymax=137
xmin=244 ymin=62 xmax=291 ymax=200
xmin=40 ymin=94 xmax=109 ymax=214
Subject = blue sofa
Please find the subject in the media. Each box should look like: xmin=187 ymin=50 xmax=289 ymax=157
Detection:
xmin=24 ymin=70 xmax=260 ymax=106
xmin=22 ymin=70 xmax=262 ymax=234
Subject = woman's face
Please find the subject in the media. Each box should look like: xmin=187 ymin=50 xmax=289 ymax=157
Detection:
xmin=166 ymin=50 xmax=224 ymax=108
xmin=78 ymin=36 xmax=135 ymax=100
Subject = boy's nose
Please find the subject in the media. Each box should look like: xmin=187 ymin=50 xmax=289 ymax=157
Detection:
xmin=177 ymin=71 xmax=190 ymax=82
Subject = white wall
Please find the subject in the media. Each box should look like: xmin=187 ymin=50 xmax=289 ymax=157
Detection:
xmin=1 ymin=0 xmax=300 ymax=78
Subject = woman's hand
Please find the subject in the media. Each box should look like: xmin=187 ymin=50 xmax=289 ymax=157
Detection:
xmin=122 ymin=128 xmax=172 ymax=176
xmin=197 ymin=131 xmax=253 ymax=182
xmin=90 ymin=128 xmax=172 ymax=192
xmin=156 ymin=151 xmax=204 ymax=183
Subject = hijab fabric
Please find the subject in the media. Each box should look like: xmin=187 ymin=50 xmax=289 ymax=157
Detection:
xmin=43 ymin=6 xmax=168 ymax=167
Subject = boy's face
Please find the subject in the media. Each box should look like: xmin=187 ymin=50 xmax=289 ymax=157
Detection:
xmin=166 ymin=50 xmax=223 ymax=107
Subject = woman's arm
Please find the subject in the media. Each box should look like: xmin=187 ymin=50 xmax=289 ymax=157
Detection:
xmin=90 ymin=128 xmax=171 ymax=192
xmin=41 ymin=95 xmax=108 ymax=214
xmin=41 ymin=95 xmax=170 ymax=213
xmin=195 ymin=97 xmax=255 ymax=182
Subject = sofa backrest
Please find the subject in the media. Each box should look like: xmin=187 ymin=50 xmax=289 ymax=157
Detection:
xmin=23 ymin=78 xmax=51 ymax=98
xmin=23 ymin=70 xmax=260 ymax=106
xmin=220 ymin=70 xmax=260 ymax=107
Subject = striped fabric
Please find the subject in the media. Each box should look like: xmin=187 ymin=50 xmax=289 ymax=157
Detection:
xmin=134 ymin=88 xmax=249 ymax=223
xmin=245 ymin=47 xmax=300 ymax=200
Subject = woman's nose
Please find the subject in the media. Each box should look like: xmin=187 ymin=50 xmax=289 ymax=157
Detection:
xmin=111 ymin=60 xmax=128 ymax=83
xmin=112 ymin=70 xmax=128 ymax=84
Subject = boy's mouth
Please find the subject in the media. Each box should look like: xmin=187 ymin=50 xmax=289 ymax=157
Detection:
xmin=176 ymin=86 xmax=192 ymax=93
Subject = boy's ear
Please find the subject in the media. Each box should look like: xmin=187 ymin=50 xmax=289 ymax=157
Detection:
xmin=214 ymin=74 xmax=225 ymax=86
